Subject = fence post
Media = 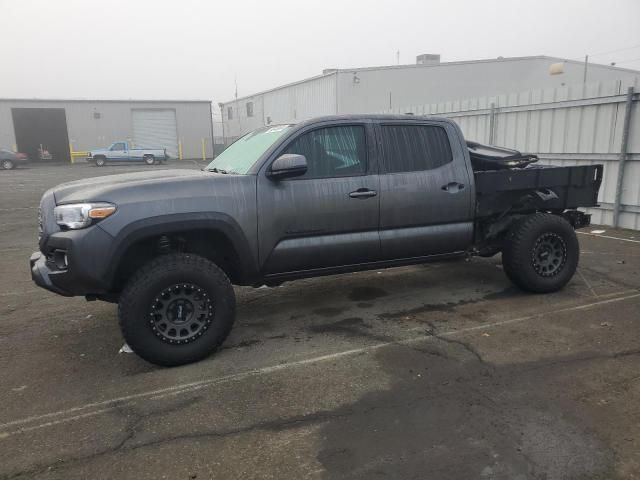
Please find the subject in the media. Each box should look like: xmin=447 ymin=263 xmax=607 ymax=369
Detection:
xmin=489 ymin=103 xmax=496 ymax=145
xmin=613 ymin=86 xmax=635 ymax=228
xmin=178 ymin=140 xmax=183 ymax=161
xmin=201 ymin=138 xmax=206 ymax=162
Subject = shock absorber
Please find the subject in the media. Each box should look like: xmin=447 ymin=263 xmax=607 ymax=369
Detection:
xmin=157 ymin=235 xmax=171 ymax=254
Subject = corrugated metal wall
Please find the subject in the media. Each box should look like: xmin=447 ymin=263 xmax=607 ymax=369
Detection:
xmin=0 ymin=100 xmax=213 ymax=160
xmin=384 ymin=79 xmax=640 ymax=229
xmin=221 ymin=74 xmax=337 ymax=140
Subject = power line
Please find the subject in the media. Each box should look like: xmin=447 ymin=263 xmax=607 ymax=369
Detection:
xmin=588 ymin=43 xmax=640 ymax=58
xmin=566 ymin=43 xmax=640 ymax=62
xmin=614 ymin=56 xmax=640 ymax=65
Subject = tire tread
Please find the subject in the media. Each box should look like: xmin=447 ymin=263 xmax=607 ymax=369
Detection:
xmin=118 ymin=253 xmax=235 ymax=366
xmin=502 ymin=213 xmax=579 ymax=293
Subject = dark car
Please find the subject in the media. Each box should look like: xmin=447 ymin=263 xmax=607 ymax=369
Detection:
xmin=1 ymin=148 xmax=29 ymax=170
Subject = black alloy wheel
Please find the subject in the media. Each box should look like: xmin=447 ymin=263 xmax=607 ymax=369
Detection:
xmin=149 ymin=283 xmax=214 ymax=344
xmin=531 ymin=232 xmax=567 ymax=277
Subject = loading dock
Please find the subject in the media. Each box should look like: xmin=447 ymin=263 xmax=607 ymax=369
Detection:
xmin=11 ymin=107 xmax=70 ymax=162
xmin=0 ymin=99 xmax=215 ymax=162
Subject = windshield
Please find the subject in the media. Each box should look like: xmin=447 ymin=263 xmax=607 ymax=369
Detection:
xmin=206 ymin=125 xmax=292 ymax=174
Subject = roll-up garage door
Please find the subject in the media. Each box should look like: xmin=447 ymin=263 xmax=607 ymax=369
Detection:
xmin=131 ymin=109 xmax=178 ymax=158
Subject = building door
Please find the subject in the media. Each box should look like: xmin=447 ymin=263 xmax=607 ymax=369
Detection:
xmin=132 ymin=109 xmax=178 ymax=159
xmin=11 ymin=108 xmax=70 ymax=162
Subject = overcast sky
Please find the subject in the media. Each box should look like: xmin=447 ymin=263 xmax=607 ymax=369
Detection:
xmin=3 ymin=0 xmax=639 ymax=111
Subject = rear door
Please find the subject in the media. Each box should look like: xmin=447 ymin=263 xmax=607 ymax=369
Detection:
xmin=257 ymin=122 xmax=380 ymax=274
xmin=376 ymin=121 xmax=474 ymax=259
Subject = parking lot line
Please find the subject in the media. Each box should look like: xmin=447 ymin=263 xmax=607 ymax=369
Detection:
xmin=1 ymin=290 xmax=638 ymax=440
xmin=576 ymin=268 xmax=599 ymax=297
xmin=577 ymin=231 xmax=640 ymax=244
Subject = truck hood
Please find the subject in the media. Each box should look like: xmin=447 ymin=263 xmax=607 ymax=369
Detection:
xmin=53 ymin=169 xmax=214 ymax=204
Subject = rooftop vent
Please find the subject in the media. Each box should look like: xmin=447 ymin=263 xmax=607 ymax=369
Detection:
xmin=416 ymin=54 xmax=440 ymax=65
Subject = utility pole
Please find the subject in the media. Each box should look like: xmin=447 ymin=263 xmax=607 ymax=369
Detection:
xmin=583 ymin=55 xmax=589 ymax=84
xmin=613 ymin=86 xmax=635 ymax=228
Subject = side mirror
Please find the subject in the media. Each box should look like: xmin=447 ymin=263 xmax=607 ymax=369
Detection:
xmin=268 ymin=154 xmax=307 ymax=180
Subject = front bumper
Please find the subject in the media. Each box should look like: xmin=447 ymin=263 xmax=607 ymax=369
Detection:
xmin=30 ymin=225 xmax=115 ymax=297
xmin=30 ymin=252 xmax=72 ymax=296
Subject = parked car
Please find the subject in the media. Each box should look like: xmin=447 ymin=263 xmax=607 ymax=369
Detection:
xmin=30 ymin=115 xmax=602 ymax=366
xmin=1 ymin=148 xmax=29 ymax=170
xmin=87 ymin=141 xmax=168 ymax=166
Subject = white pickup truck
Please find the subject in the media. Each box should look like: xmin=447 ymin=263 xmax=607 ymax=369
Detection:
xmin=87 ymin=141 xmax=168 ymax=166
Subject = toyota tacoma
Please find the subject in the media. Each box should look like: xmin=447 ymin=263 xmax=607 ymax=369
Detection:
xmin=30 ymin=115 xmax=602 ymax=366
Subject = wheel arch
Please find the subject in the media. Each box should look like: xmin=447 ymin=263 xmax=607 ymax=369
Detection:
xmin=105 ymin=213 xmax=259 ymax=291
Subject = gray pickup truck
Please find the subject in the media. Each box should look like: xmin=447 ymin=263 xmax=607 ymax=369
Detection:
xmin=30 ymin=115 xmax=602 ymax=366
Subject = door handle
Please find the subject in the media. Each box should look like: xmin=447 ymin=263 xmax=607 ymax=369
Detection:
xmin=441 ymin=182 xmax=465 ymax=193
xmin=349 ymin=188 xmax=377 ymax=199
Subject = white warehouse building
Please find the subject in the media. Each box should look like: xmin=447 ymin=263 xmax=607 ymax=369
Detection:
xmin=220 ymin=55 xmax=640 ymax=140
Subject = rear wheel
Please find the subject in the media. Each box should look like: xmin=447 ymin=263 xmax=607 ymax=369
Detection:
xmin=94 ymin=156 xmax=106 ymax=167
xmin=502 ymin=213 xmax=579 ymax=293
xmin=118 ymin=254 xmax=236 ymax=366
xmin=2 ymin=159 xmax=15 ymax=170
xmin=144 ymin=155 xmax=155 ymax=166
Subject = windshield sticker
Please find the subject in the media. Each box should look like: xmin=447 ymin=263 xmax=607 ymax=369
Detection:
xmin=265 ymin=126 xmax=289 ymax=133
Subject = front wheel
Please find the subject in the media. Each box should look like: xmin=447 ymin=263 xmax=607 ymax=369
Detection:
xmin=502 ymin=213 xmax=579 ymax=293
xmin=2 ymin=159 xmax=15 ymax=170
xmin=118 ymin=254 xmax=236 ymax=366
xmin=94 ymin=157 xmax=106 ymax=167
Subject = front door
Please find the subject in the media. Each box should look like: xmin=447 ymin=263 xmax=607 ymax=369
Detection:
xmin=109 ymin=142 xmax=128 ymax=161
xmin=257 ymin=123 xmax=380 ymax=274
xmin=376 ymin=121 xmax=474 ymax=259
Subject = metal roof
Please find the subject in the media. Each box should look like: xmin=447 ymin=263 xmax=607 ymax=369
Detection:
xmin=0 ymin=98 xmax=211 ymax=104
xmin=221 ymin=55 xmax=640 ymax=105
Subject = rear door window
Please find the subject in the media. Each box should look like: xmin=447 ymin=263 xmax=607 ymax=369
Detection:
xmin=379 ymin=125 xmax=452 ymax=173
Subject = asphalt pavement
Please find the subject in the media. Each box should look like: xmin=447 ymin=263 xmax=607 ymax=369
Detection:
xmin=1 ymin=163 xmax=639 ymax=479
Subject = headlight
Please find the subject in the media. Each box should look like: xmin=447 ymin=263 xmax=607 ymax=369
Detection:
xmin=54 ymin=203 xmax=116 ymax=229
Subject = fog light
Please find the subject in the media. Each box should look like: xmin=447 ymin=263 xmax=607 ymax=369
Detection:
xmin=52 ymin=249 xmax=68 ymax=270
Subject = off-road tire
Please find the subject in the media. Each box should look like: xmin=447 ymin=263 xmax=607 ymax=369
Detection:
xmin=502 ymin=213 xmax=579 ymax=293
xmin=144 ymin=155 xmax=155 ymax=165
xmin=118 ymin=253 xmax=236 ymax=366
xmin=94 ymin=156 xmax=106 ymax=167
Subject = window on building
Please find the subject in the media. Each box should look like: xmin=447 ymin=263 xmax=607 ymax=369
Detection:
xmin=227 ymin=107 xmax=233 ymax=120
xmin=246 ymin=102 xmax=254 ymax=117
xmin=379 ymin=125 xmax=452 ymax=173
xmin=284 ymin=125 xmax=366 ymax=179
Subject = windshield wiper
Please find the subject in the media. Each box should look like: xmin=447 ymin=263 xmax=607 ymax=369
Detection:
xmin=207 ymin=167 xmax=229 ymax=174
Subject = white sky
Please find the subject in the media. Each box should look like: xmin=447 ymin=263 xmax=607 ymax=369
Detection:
xmin=2 ymin=0 xmax=639 ymax=111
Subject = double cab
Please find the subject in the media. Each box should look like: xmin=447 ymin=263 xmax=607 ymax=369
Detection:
xmin=31 ymin=115 xmax=602 ymax=366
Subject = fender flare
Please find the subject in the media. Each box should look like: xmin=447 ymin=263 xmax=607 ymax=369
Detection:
xmin=104 ymin=212 xmax=259 ymax=286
